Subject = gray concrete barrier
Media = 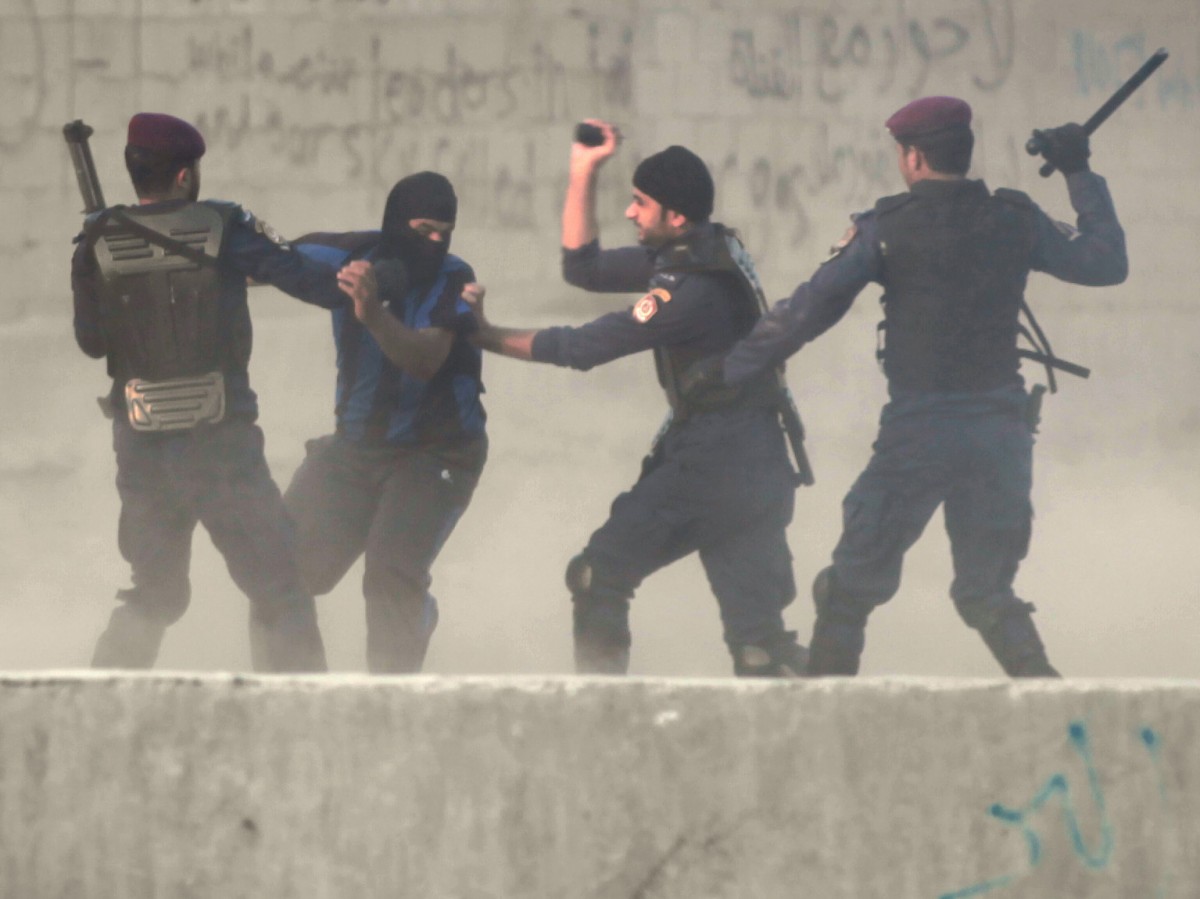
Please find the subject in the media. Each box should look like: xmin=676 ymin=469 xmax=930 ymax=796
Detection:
xmin=0 ymin=674 xmax=1196 ymax=898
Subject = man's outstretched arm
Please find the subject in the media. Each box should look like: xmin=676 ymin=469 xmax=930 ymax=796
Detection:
xmin=462 ymin=283 xmax=538 ymax=360
xmin=722 ymin=217 xmax=880 ymax=385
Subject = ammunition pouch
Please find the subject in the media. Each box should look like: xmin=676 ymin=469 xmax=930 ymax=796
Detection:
xmin=124 ymin=371 xmax=226 ymax=432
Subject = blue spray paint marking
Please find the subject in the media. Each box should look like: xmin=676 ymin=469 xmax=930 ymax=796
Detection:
xmin=1073 ymin=29 xmax=1200 ymax=110
xmin=939 ymin=721 xmax=1116 ymax=899
xmin=1139 ymin=727 xmax=1173 ymax=899
xmin=1141 ymin=727 xmax=1165 ymax=800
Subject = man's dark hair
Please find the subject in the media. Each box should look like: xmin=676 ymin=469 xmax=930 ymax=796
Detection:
xmin=124 ymin=146 xmax=194 ymax=198
xmin=906 ymin=127 xmax=974 ymax=176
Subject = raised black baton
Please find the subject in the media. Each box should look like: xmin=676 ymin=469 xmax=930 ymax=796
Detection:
xmin=1027 ymin=47 xmax=1169 ymax=177
xmin=62 ymin=119 xmax=107 ymax=214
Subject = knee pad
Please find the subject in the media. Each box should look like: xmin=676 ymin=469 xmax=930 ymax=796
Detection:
xmin=812 ymin=566 xmax=869 ymax=627
xmin=565 ymin=553 xmax=593 ymax=598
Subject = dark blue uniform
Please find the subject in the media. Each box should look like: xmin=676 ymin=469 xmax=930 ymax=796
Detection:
xmin=284 ymin=235 xmax=486 ymax=673
xmin=547 ymin=225 xmax=801 ymax=675
xmin=723 ymin=171 xmax=1127 ymax=676
xmin=72 ymin=200 xmax=346 ymax=672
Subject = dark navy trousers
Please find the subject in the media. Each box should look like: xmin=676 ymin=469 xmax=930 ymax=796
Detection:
xmin=580 ymin=406 xmax=798 ymax=656
xmin=284 ymin=433 xmax=485 ymax=673
xmin=93 ymin=417 xmax=326 ymax=672
xmin=831 ymin=386 xmax=1033 ymax=613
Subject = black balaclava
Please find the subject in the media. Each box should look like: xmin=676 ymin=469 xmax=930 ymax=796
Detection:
xmin=379 ymin=171 xmax=458 ymax=284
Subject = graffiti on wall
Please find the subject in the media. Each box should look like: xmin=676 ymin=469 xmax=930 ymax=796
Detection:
xmin=729 ymin=0 xmax=1016 ymax=103
xmin=940 ymin=721 xmax=1176 ymax=899
xmin=1072 ymin=30 xmax=1197 ymax=109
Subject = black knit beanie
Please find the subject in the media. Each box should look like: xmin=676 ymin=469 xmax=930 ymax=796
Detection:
xmin=632 ymin=146 xmax=714 ymax=222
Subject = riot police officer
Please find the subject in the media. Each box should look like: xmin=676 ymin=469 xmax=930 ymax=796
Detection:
xmin=466 ymin=122 xmax=809 ymax=677
xmin=708 ymin=97 xmax=1128 ymax=676
xmin=71 ymin=112 xmax=351 ymax=672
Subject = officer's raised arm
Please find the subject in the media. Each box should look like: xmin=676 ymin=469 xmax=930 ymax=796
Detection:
xmin=560 ymin=119 xmax=654 ymax=293
xmin=562 ymin=119 xmax=619 ymax=251
xmin=1028 ymin=124 xmax=1128 ymax=286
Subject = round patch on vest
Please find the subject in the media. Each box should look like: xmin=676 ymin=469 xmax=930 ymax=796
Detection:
xmin=632 ymin=287 xmax=672 ymax=324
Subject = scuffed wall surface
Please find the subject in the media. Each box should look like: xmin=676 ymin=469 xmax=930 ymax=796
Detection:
xmin=1 ymin=675 xmax=1198 ymax=899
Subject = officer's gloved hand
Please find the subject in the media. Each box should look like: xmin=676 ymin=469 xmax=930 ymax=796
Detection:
xmin=679 ymin=356 xmax=728 ymax=405
xmin=373 ymin=258 xmax=411 ymax=301
xmin=1036 ymin=123 xmax=1091 ymax=175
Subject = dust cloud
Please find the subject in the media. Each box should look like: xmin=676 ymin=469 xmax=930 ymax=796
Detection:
xmin=2 ymin=282 xmax=1197 ymax=680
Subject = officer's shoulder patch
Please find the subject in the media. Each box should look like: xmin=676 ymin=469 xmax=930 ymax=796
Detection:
xmin=825 ymin=222 xmax=859 ymax=262
xmin=242 ymin=208 xmax=289 ymax=247
xmin=632 ymin=287 xmax=672 ymax=324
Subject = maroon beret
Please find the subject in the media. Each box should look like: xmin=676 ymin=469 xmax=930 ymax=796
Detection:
xmin=885 ymin=96 xmax=972 ymax=140
xmin=126 ymin=112 xmax=206 ymax=160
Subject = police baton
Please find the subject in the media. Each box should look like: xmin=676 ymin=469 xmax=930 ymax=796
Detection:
xmin=1027 ymin=47 xmax=1168 ymax=177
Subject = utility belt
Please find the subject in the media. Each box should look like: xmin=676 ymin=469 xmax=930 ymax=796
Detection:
xmin=659 ymin=367 xmax=815 ymax=486
xmin=116 ymin=370 xmax=226 ymax=431
xmin=667 ymin=366 xmax=780 ymax=420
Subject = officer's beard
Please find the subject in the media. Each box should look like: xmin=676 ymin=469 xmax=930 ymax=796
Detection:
xmin=379 ymin=228 xmax=450 ymax=286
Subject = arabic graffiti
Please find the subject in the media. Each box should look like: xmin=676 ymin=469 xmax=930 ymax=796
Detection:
xmin=1072 ymin=30 xmax=1198 ymax=109
xmin=729 ymin=0 xmax=1016 ymax=104
xmin=939 ymin=721 xmax=1169 ymax=899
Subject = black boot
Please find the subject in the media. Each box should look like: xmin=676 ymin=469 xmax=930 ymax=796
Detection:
xmin=733 ymin=631 xmax=809 ymax=677
xmin=806 ymin=616 xmax=865 ymax=676
xmin=979 ymin=603 xmax=1061 ymax=678
xmin=91 ymin=605 xmax=168 ymax=669
xmin=572 ymin=594 xmax=632 ymax=675
xmin=807 ymin=567 xmax=869 ymax=676
xmin=574 ymin=640 xmax=631 ymax=675
xmin=249 ymin=596 xmax=328 ymax=673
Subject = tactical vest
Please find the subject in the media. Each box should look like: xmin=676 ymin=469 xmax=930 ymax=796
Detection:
xmin=89 ymin=200 xmax=238 ymax=429
xmin=653 ymin=223 xmax=775 ymax=414
xmin=655 ymin=223 xmax=814 ymax=484
xmin=874 ymin=183 xmax=1035 ymax=393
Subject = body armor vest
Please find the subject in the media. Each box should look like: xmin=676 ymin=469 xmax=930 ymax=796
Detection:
xmin=655 ymin=223 xmax=814 ymax=484
xmin=653 ymin=223 xmax=775 ymax=414
xmin=89 ymin=201 xmax=238 ymax=429
xmin=91 ymin=201 xmax=233 ymax=382
xmin=875 ymin=183 xmax=1035 ymax=392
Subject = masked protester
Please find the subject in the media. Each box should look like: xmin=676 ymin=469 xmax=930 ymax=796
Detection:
xmin=71 ymin=112 xmax=353 ymax=672
xmin=286 ymin=172 xmax=486 ymax=673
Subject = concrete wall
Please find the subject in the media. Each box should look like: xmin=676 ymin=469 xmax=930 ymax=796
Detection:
xmin=1 ymin=2 xmax=1199 ymax=680
xmin=3 ymin=0 xmax=1199 ymax=442
xmin=1 ymin=674 xmax=1197 ymax=898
